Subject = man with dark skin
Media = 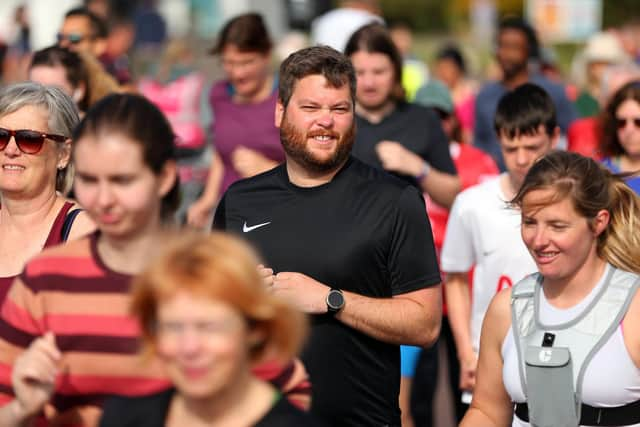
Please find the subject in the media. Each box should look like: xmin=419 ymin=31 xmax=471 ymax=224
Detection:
xmin=474 ymin=17 xmax=575 ymax=170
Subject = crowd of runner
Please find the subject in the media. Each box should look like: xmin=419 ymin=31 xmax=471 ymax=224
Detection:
xmin=0 ymin=1 xmax=639 ymax=426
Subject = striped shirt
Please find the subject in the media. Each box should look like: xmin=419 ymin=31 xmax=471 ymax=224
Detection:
xmin=0 ymin=232 xmax=310 ymax=426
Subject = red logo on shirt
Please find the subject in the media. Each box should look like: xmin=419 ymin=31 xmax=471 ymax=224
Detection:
xmin=496 ymin=275 xmax=513 ymax=293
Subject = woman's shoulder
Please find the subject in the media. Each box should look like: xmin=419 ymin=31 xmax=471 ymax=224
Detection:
xmin=63 ymin=201 xmax=96 ymax=241
xmin=483 ymin=286 xmax=514 ymax=345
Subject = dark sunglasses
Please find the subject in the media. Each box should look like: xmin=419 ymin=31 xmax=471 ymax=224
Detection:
xmin=616 ymin=117 xmax=640 ymax=130
xmin=0 ymin=127 xmax=66 ymax=154
xmin=56 ymin=32 xmax=89 ymax=45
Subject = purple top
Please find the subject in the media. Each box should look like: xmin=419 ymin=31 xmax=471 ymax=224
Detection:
xmin=209 ymin=80 xmax=284 ymax=194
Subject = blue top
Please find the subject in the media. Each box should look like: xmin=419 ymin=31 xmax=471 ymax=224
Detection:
xmin=473 ymin=74 xmax=577 ymax=171
xmin=602 ymin=157 xmax=640 ymax=194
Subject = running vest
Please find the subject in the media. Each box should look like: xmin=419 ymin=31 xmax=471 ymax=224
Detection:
xmin=511 ymin=267 xmax=640 ymax=427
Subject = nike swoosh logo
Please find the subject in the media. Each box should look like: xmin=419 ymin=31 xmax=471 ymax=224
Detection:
xmin=243 ymin=221 xmax=271 ymax=232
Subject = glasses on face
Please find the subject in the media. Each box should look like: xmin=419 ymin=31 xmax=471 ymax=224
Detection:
xmin=56 ymin=32 xmax=89 ymax=45
xmin=616 ymin=117 xmax=640 ymax=130
xmin=0 ymin=127 xmax=66 ymax=154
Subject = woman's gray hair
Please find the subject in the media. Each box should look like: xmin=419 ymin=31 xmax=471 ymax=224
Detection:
xmin=0 ymin=82 xmax=80 ymax=194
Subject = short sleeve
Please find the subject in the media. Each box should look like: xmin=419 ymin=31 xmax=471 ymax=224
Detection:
xmin=388 ymin=186 xmax=441 ymax=295
xmin=212 ymin=194 xmax=227 ymax=231
xmin=423 ymin=109 xmax=457 ymax=175
xmin=440 ymin=194 xmax=475 ymax=273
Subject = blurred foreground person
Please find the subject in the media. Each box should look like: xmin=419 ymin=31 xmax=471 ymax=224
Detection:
xmin=0 ymin=92 xmax=179 ymax=427
xmin=0 ymin=94 xmax=307 ymax=426
xmin=0 ymin=83 xmax=93 ymax=305
xmin=461 ymin=150 xmax=640 ymax=427
xmin=100 ymin=232 xmax=323 ymax=427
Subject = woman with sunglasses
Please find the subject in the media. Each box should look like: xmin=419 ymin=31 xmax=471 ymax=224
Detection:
xmin=99 ymin=232 xmax=322 ymax=427
xmin=0 ymin=83 xmax=94 ymax=305
xmin=186 ymin=13 xmax=284 ymax=228
xmin=600 ymin=80 xmax=640 ymax=194
xmin=0 ymin=93 xmax=308 ymax=427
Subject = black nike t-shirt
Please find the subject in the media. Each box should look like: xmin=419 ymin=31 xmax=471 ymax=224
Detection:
xmin=214 ymin=157 xmax=441 ymax=427
xmin=353 ymin=102 xmax=456 ymax=186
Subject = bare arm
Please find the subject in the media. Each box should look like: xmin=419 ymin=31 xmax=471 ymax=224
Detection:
xmin=272 ymin=272 xmax=441 ymax=347
xmin=187 ymin=151 xmax=224 ymax=228
xmin=460 ymin=289 xmax=514 ymax=427
xmin=231 ymin=146 xmax=279 ymax=178
xmin=375 ymin=141 xmax=460 ymax=208
xmin=337 ymin=286 xmax=442 ymax=347
xmin=418 ymin=167 xmax=461 ymax=208
xmin=0 ymin=333 xmax=60 ymax=427
xmin=444 ymin=271 xmax=477 ymax=390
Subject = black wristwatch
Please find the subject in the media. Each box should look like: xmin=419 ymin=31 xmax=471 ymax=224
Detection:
xmin=326 ymin=288 xmax=345 ymax=314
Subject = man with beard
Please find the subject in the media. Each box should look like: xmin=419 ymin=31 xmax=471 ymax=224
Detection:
xmin=213 ymin=46 xmax=442 ymax=427
xmin=345 ymin=23 xmax=460 ymax=208
xmin=474 ymin=17 xmax=575 ymax=170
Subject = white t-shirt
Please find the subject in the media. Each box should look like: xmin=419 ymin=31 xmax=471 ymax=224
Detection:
xmin=441 ymin=174 xmax=537 ymax=351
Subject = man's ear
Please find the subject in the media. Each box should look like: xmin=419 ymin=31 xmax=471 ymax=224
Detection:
xmin=274 ymin=101 xmax=284 ymax=129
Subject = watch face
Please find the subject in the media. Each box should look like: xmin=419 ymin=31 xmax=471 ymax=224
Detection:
xmin=327 ymin=290 xmax=344 ymax=310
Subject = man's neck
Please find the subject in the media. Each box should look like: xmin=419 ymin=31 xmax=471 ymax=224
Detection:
xmin=356 ymin=99 xmax=396 ymax=124
xmin=233 ymin=74 xmax=273 ymax=104
xmin=503 ymin=69 xmax=529 ymax=90
xmin=285 ymin=157 xmax=347 ymax=188
xmin=500 ymin=173 xmax=520 ymax=201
